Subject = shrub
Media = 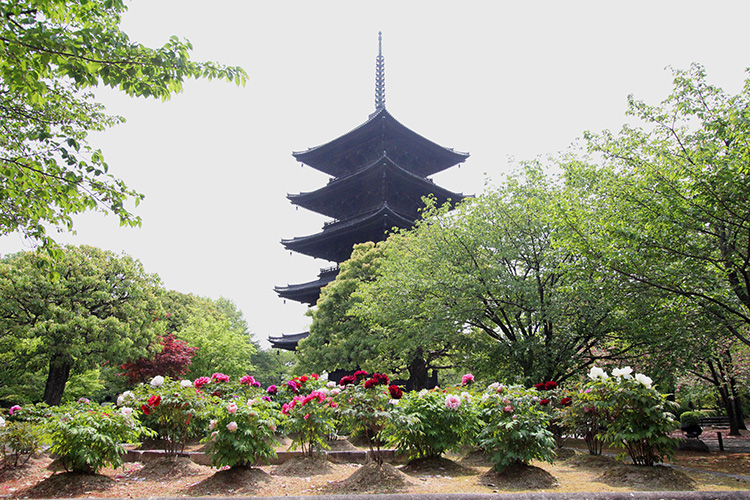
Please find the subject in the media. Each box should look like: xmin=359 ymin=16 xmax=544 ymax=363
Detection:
xmin=476 ymin=383 xmax=556 ymax=471
xmin=282 ymin=390 xmax=338 ymax=456
xmin=680 ymin=411 xmax=701 ymax=427
xmin=388 ymin=387 xmax=478 ymax=459
xmin=129 ymin=376 xmax=215 ymax=456
xmin=0 ymin=420 xmax=46 ymax=468
xmin=201 ymin=396 xmax=279 ymax=468
xmin=557 ymin=382 xmax=607 ymax=455
xmin=46 ymin=402 xmax=151 ymax=473
xmin=581 ymin=366 xmax=678 ymax=466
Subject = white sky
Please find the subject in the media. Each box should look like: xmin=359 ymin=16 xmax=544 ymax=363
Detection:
xmin=2 ymin=1 xmax=750 ymax=348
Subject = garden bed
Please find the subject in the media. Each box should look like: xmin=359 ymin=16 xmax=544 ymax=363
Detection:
xmin=2 ymin=444 xmax=749 ymax=498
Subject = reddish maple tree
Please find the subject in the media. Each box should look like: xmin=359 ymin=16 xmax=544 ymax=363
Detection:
xmin=120 ymin=334 xmax=198 ymax=385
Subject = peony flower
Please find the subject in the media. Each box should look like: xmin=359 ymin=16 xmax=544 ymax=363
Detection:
xmin=388 ymin=385 xmax=403 ymax=400
xmin=150 ymin=375 xmax=165 ymax=387
xmin=227 ymin=402 xmax=238 ymax=414
xmin=560 ymin=397 xmax=573 ymax=406
xmin=286 ymin=380 xmax=300 ymax=393
xmin=330 ymin=388 xmax=341 ymax=396
xmin=120 ymin=407 xmax=134 ymax=417
xmin=354 ymin=370 xmax=369 ymax=381
xmin=209 ymin=419 xmax=217 ymax=430
xmin=539 ymin=398 xmax=550 ymax=406
xmin=445 ymin=394 xmax=461 ymax=409
xmin=503 ymin=405 xmax=513 ymax=413
xmin=211 ymin=431 xmax=218 ymax=441
xmin=117 ymin=391 xmax=133 ymax=406
xmin=78 ymin=397 xmax=90 ymax=404
xmin=194 ymin=376 xmax=211 ymax=389
xmin=226 ymin=421 xmax=238 ymax=432
xmin=310 ymin=373 xmax=319 ymax=380
xmin=635 ymin=373 xmax=653 ymax=388
xmin=339 ymin=375 xmax=356 ymax=386
xmin=534 ymin=382 xmax=546 ymax=391
xmin=147 ymin=394 xmax=161 ymax=407
xmin=180 ymin=379 xmax=193 ymax=387
xmin=363 ymin=378 xmax=378 ymax=389
xmin=372 ymin=373 xmax=389 ymax=385
xmin=0 ymin=416 xmax=5 ymax=428
xmin=211 ymin=373 xmax=230 ymax=383
xmin=461 ymin=391 xmax=472 ymax=401
xmin=544 ymin=381 xmax=557 ymax=390
xmin=141 ymin=404 xmax=150 ymax=415
xmin=461 ymin=373 xmax=475 ymax=386
xmin=612 ymin=367 xmax=633 ymax=378
xmin=269 ymin=423 xmax=277 ymax=432
xmin=326 ymin=381 xmax=336 ymax=388
xmin=588 ymin=366 xmax=608 ymax=380
xmin=266 ymin=384 xmax=278 ymax=395
xmin=303 ymin=413 xmax=310 ymax=420
xmin=240 ymin=375 xmax=255 ymax=385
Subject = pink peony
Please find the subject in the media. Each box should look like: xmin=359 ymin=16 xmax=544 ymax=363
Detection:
xmin=461 ymin=373 xmax=475 ymax=386
xmin=503 ymin=405 xmax=514 ymax=413
xmin=445 ymin=394 xmax=461 ymax=409
xmin=8 ymin=405 xmax=21 ymax=416
xmin=209 ymin=419 xmax=217 ymax=430
xmin=227 ymin=402 xmax=238 ymax=414
xmin=194 ymin=376 xmax=211 ymax=389
xmin=226 ymin=421 xmax=238 ymax=432
xmin=211 ymin=373 xmax=230 ymax=383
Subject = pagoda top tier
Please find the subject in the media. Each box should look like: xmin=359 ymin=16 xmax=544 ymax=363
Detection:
xmin=292 ymin=107 xmax=469 ymax=178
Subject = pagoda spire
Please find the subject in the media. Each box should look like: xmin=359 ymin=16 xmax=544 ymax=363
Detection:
xmin=375 ymin=31 xmax=385 ymax=111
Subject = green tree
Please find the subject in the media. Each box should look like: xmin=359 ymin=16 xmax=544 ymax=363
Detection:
xmin=357 ymin=167 xmax=631 ymax=386
xmin=0 ymin=0 xmax=246 ymax=249
xmin=559 ymin=64 xmax=750 ymax=349
xmin=0 ymin=245 xmax=162 ymax=405
xmin=176 ymin=315 xmax=256 ymax=379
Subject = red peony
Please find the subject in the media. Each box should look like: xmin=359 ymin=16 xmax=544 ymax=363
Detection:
xmin=388 ymin=385 xmax=403 ymax=399
xmin=339 ymin=375 xmax=356 ymax=386
xmin=363 ymin=378 xmax=378 ymax=389
xmin=560 ymin=397 xmax=572 ymax=406
xmin=354 ymin=370 xmax=369 ymax=381
xmin=141 ymin=404 xmax=150 ymax=415
xmin=539 ymin=398 xmax=550 ymax=406
xmin=299 ymin=375 xmax=309 ymax=383
xmin=310 ymin=373 xmax=319 ymax=380
xmin=372 ymin=373 xmax=389 ymax=386
xmin=544 ymin=381 xmax=558 ymax=390
xmin=534 ymin=382 xmax=547 ymax=391
xmin=147 ymin=394 xmax=161 ymax=407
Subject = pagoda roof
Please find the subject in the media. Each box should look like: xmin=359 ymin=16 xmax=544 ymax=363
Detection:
xmin=268 ymin=331 xmax=309 ymax=351
xmin=293 ymin=108 xmax=469 ymax=178
xmin=275 ymin=267 xmax=339 ymax=306
xmin=281 ymin=203 xmax=413 ymax=262
xmin=288 ymin=154 xmax=465 ymax=219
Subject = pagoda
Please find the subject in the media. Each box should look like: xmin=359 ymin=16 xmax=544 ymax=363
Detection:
xmin=270 ymin=33 xmax=469 ymax=350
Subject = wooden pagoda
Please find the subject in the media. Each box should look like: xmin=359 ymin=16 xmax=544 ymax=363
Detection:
xmin=270 ymin=33 xmax=469 ymax=351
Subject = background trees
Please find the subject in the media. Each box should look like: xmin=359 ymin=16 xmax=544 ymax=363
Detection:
xmin=0 ymin=0 xmax=246 ymax=249
xmin=0 ymin=245 xmax=162 ymax=405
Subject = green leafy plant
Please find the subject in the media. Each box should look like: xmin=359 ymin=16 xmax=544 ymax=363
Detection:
xmin=46 ymin=401 xmax=151 ymax=473
xmin=201 ymin=397 xmax=279 ymax=468
xmin=388 ymin=387 xmax=478 ymax=459
xmin=680 ymin=411 xmax=701 ymax=427
xmin=579 ymin=366 xmax=679 ymax=465
xmin=281 ymin=388 xmax=339 ymax=456
xmin=476 ymin=383 xmax=557 ymax=471
xmin=0 ymin=420 xmax=46 ymax=468
xmin=557 ymin=382 xmax=607 ymax=455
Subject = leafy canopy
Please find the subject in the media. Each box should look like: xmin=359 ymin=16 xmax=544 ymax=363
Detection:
xmin=0 ymin=0 xmax=247 ymax=249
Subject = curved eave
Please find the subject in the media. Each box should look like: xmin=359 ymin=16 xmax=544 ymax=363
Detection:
xmin=292 ymin=108 xmax=469 ymax=177
xmin=275 ymin=271 xmax=338 ymax=306
xmin=268 ymin=332 xmax=310 ymax=351
xmin=288 ymin=155 xmax=465 ymax=219
xmin=281 ymin=204 xmax=414 ymax=262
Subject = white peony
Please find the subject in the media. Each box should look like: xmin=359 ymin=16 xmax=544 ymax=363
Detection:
xmin=588 ymin=366 xmax=608 ymax=380
xmin=120 ymin=407 xmax=133 ymax=417
xmin=180 ymin=379 xmax=192 ymax=388
xmin=612 ymin=367 xmax=633 ymax=378
xmin=150 ymin=375 xmax=165 ymax=387
xmin=0 ymin=416 xmax=5 ymax=428
xmin=117 ymin=390 xmax=134 ymax=406
xmin=635 ymin=373 xmax=653 ymax=388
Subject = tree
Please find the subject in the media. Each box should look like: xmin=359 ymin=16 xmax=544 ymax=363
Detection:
xmin=356 ymin=166 xmax=633 ymax=386
xmin=0 ymin=0 xmax=246 ymax=249
xmin=0 ymin=245 xmax=163 ymax=405
xmin=176 ymin=315 xmax=256 ymax=379
xmin=119 ymin=333 xmax=198 ymax=385
xmin=559 ymin=64 xmax=750 ymax=348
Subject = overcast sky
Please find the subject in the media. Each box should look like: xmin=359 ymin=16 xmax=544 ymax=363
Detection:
xmin=2 ymin=1 xmax=750 ymax=348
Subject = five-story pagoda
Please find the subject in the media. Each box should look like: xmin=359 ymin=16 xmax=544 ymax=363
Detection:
xmin=270 ymin=33 xmax=469 ymax=350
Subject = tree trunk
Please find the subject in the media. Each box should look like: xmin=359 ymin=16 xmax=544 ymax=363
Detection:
xmin=731 ymin=380 xmax=748 ymax=430
xmin=707 ymin=360 xmax=741 ymax=436
xmin=44 ymin=355 xmax=73 ymax=406
xmin=407 ymin=349 xmax=429 ymax=390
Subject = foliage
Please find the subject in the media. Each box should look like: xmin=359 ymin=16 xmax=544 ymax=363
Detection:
xmin=0 ymin=420 xmax=46 ymax=468
xmin=281 ymin=389 xmax=338 ymax=456
xmin=201 ymin=396 xmax=279 ymax=468
xmin=130 ymin=376 xmax=214 ymax=456
xmin=357 ymin=168 xmax=630 ymax=386
xmin=0 ymin=0 xmax=246 ymax=248
xmin=578 ymin=366 xmax=679 ymax=466
xmin=557 ymin=382 xmax=607 ymax=455
xmin=120 ymin=334 xmax=198 ymax=385
xmin=476 ymin=383 xmax=557 ymax=471
xmin=46 ymin=401 xmax=151 ymax=473
xmin=297 ymin=242 xmax=385 ymax=374
xmin=680 ymin=411 xmax=701 ymax=427
xmin=0 ymin=245 xmax=163 ymax=405
xmin=336 ymin=372 xmax=397 ymax=464
xmin=388 ymin=386 xmax=478 ymax=460
xmin=176 ymin=315 xmax=256 ymax=379
xmin=559 ymin=64 xmax=750 ymax=349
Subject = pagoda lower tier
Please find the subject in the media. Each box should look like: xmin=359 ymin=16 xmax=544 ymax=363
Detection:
xmin=281 ymin=203 xmax=414 ymax=263
xmin=268 ymin=331 xmax=310 ymax=351
xmin=275 ymin=266 xmax=339 ymax=306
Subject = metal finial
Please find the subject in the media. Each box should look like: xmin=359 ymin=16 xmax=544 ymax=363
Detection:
xmin=375 ymin=31 xmax=385 ymax=111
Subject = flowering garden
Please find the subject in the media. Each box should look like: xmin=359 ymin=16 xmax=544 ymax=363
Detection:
xmin=0 ymin=366 xmax=681 ymax=482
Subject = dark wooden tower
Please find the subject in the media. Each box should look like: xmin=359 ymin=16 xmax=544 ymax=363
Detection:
xmin=270 ymin=33 xmax=469 ymax=350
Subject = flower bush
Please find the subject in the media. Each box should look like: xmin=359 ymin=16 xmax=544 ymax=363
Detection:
xmin=130 ymin=376 xmax=215 ymax=456
xmin=337 ymin=372 xmax=397 ymax=464
xmin=576 ymin=366 xmax=678 ymax=466
xmin=557 ymin=382 xmax=607 ymax=455
xmin=46 ymin=401 xmax=152 ymax=473
xmin=388 ymin=386 xmax=479 ymax=459
xmin=282 ymin=389 xmax=338 ymax=456
xmin=0 ymin=420 xmax=46 ymax=468
xmin=476 ymin=383 xmax=557 ymax=471
xmin=201 ymin=396 xmax=279 ymax=468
